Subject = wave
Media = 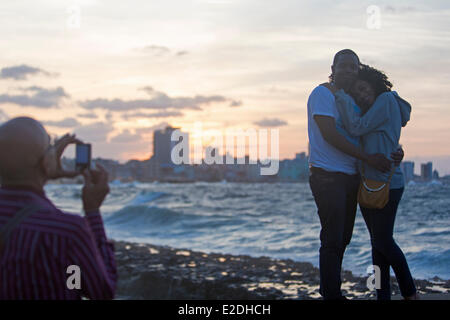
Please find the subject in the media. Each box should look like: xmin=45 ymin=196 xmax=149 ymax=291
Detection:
xmin=110 ymin=180 xmax=147 ymax=188
xmin=208 ymin=192 xmax=250 ymax=201
xmin=48 ymin=182 xmax=450 ymax=280
xmin=129 ymin=191 xmax=167 ymax=205
xmin=110 ymin=180 xmax=122 ymax=186
xmin=105 ymin=205 xmax=187 ymax=228
xmin=412 ymin=227 xmax=450 ymax=237
xmin=104 ymin=204 xmax=247 ymax=234
xmin=407 ymin=249 xmax=450 ymax=279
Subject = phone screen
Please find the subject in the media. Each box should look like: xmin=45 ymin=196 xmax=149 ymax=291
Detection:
xmin=76 ymin=143 xmax=91 ymax=167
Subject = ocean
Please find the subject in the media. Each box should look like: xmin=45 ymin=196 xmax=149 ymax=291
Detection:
xmin=44 ymin=181 xmax=450 ymax=280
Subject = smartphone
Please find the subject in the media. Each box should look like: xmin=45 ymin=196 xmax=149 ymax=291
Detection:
xmin=75 ymin=143 xmax=91 ymax=172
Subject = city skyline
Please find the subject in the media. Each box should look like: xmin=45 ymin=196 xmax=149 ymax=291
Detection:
xmin=0 ymin=1 xmax=449 ymax=174
xmin=63 ymin=135 xmax=442 ymax=179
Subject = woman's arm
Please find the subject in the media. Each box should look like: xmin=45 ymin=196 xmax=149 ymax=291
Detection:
xmin=335 ymin=90 xmax=391 ymax=136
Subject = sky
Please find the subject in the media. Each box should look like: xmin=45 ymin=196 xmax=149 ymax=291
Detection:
xmin=0 ymin=0 xmax=449 ymax=174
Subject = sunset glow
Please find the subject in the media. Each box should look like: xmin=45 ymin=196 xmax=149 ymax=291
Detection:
xmin=0 ymin=0 xmax=449 ymax=173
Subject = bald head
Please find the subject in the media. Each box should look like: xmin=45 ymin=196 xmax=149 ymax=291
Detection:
xmin=0 ymin=117 xmax=50 ymax=181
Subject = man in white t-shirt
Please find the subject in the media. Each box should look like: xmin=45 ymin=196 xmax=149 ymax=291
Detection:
xmin=307 ymin=49 xmax=403 ymax=300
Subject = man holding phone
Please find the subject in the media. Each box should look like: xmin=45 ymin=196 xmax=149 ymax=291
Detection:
xmin=0 ymin=116 xmax=116 ymax=300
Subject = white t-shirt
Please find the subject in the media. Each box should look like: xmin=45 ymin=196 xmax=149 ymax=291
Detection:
xmin=307 ymin=85 xmax=358 ymax=175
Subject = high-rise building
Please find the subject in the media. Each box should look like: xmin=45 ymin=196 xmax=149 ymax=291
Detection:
xmin=295 ymin=152 xmax=306 ymax=161
xmin=153 ymin=126 xmax=189 ymax=179
xmin=401 ymin=161 xmax=415 ymax=183
xmin=433 ymin=170 xmax=440 ymax=180
xmin=153 ymin=126 xmax=188 ymax=166
xmin=278 ymin=151 xmax=309 ymax=181
xmin=420 ymin=162 xmax=433 ymax=181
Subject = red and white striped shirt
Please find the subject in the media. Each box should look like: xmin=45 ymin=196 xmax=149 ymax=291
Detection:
xmin=0 ymin=185 xmax=117 ymax=300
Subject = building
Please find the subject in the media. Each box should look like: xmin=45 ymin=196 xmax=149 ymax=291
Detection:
xmin=400 ymin=161 xmax=415 ymax=184
xmin=420 ymin=162 xmax=433 ymax=181
xmin=153 ymin=126 xmax=184 ymax=166
xmin=152 ymin=125 xmax=189 ymax=179
xmin=433 ymin=170 xmax=440 ymax=180
xmin=278 ymin=152 xmax=309 ymax=182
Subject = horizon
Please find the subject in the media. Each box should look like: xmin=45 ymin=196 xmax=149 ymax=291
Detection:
xmin=1 ymin=1 xmax=449 ymax=174
xmin=63 ymin=151 xmax=449 ymax=177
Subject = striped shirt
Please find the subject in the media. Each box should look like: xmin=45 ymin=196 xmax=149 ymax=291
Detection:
xmin=0 ymin=185 xmax=117 ymax=300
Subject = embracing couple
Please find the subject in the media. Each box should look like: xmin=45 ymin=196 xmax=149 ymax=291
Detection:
xmin=307 ymin=49 xmax=418 ymax=300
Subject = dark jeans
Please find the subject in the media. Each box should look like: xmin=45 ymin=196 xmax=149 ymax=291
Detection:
xmin=360 ymin=188 xmax=416 ymax=300
xmin=309 ymin=167 xmax=360 ymax=300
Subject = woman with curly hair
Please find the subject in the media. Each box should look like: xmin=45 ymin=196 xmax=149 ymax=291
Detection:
xmin=333 ymin=64 xmax=418 ymax=300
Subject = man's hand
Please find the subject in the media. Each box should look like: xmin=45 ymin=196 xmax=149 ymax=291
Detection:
xmin=391 ymin=146 xmax=404 ymax=167
xmin=47 ymin=133 xmax=83 ymax=180
xmin=82 ymin=164 xmax=110 ymax=213
xmin=365 ymin=153 xmax=392 ymax=173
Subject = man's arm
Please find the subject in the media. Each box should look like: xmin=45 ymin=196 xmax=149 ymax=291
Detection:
xmin=84 ymin=210 xmax=117 ymax=291
xmin=314 ymin=115 xmax=391 ymax=172
xmin=68 ymin=218 xmax=117 ymax=300
xmin=68 ymin=163 xmax=117 ymax=300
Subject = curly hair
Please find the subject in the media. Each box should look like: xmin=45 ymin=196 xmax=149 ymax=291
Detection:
xmin=357 ymin=64 xmax=393 ymax=96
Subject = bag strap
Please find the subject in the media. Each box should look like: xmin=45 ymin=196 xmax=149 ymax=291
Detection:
xmin=0 ymin=204 xmax=39 ymax=255
xmin=361 ymin=177 xmax=388 ymax=192
xmin=361 ymin=165 xmax=396 ymax=192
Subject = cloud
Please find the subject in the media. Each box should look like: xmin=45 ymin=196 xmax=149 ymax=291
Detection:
xmin=267 ymin=86 xmax=291 ymax=94
xmin=230 ymin=100 xmax=242 ymax=107
xmin=135 ymin=121 xmax=170 ymax=135
xmin=140 ymin=45 xmax=171 ymax=56
xmin=79 ymin=87 xmax=236 ymax=112
xmin=110 ymin=129 xmax=142 ymax=143
xmin=138 ymin=45 xmax=189 ymax=58
xmin=105 ymin=112 xmax=113 ymax=121
xmin=73 ymin=122 xmax=114 ymax=143
xmin=43 ymin=117 xmax=81 ymax=128
xmin=139 ymin=86 xmax=158 ymax=95
xmin=384 ymin=5 xmax=419 ymax=14
xmin=122 ymin=110 xmax=184 ymax=120
xmin=0 ymin=64 xmax=55 ymax=80
xmin=0 ymin=108 xmax=9 ymax=123
xmin=253 ymin=118 xmax=288 ymax=127
xmin=0 ymin=86 xmax=69 ymax=108
xmin=77 ymin=112 xmax=98 ymax=119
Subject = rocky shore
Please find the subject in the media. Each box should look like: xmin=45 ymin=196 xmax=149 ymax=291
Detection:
xmin=113 ymin=240 xmax=450 ymax=300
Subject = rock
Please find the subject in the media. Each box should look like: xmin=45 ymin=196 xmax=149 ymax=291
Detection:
xmin=112 ymin=240 xmax=449 ymax=300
